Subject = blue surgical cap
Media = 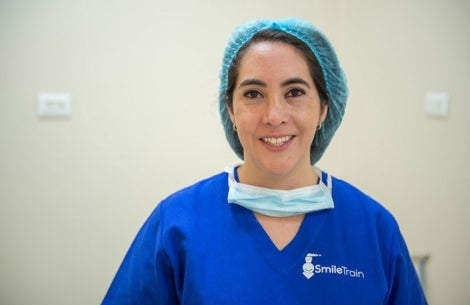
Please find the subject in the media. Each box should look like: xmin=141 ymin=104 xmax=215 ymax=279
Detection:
xmin=218 ymin=18 xmax=348 ymax=164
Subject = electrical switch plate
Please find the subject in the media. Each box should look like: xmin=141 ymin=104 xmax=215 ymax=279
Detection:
xmin=37 ymin=92 xmax=71 ymax=117
xmin=425 ymin=92 xmax=449 ymax=117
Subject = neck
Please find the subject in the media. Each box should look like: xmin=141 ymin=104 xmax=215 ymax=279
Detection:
xmin=237 ymin=163 xmax=318 ymax=190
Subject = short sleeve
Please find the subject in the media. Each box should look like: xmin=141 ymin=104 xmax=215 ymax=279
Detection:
xmin=384 ymin=228 xmax=428 ymax=305
xmin=101 ymin=203 xmax=178 ymax=305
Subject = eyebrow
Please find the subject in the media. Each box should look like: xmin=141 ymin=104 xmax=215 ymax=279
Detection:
xmin=238 ymin=77 xmax=311 ymax=89
xmin=281 ymin=78 xmax=311 ymax=89
xmin=238 ymin=79 xmax=266 ymax=88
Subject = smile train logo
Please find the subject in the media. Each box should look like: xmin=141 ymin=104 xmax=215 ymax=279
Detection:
xmin=302 ymin=252 xmax=366 ymax=280
xmin=302 ymin=253 xmax=320 ymax=279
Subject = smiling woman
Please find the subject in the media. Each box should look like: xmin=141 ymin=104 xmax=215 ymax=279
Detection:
xmin=102 ymin=18 xmax=428 ymax=305
xmin=228 ymin=39 xmax=326 ymax=188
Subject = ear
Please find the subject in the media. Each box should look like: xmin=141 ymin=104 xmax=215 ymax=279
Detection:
xmin=227 ymin=103 xmax=235 ymax=124
xmin=319 ymin=103 xmax=328 ymax=123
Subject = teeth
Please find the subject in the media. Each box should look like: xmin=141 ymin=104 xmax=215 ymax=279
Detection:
xmin=262 ymin=136 xmax=293 ymax=146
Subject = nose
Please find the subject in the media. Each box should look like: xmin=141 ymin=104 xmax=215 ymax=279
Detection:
xmin=263 ymin=95 xmax=288 ymax=127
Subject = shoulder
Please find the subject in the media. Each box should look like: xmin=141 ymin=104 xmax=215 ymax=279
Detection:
xmin=154 ymin=171 xmax=229 ymax=219
xmin=162 ymin=171 xmax=227 ymax=204
xmin=327 ymin=174 xmax=405 ymax=260
xmin=329 ymin=174 xmax=399 ymax=231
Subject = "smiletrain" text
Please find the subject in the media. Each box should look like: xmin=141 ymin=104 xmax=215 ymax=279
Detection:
xmin=314 ymin=264 xmax=365 ymax=278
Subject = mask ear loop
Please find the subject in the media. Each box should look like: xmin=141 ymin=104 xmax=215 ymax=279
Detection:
xmin=313 ymin=166 xmax=332 ymax=191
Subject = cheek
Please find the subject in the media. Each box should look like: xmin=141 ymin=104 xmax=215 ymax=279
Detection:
xmin=232 ymin=111 xmax=260 ymax=142
xmin=235 ymin=116 xmax=256 ymax=136
xmin=297 ymin=106 xmax=319 ymax=126
xmin=232 ymin=104 xmax=256 ymax=126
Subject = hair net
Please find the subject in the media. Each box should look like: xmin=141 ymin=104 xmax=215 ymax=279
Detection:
xmin=218 ymin=18 xmax=348 ymax=164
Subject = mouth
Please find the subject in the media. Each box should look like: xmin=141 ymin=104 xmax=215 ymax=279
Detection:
xmin=261 ymin=135 xmax=294 ymax=147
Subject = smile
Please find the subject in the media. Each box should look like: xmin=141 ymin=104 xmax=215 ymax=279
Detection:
xmin=261 ymin=136 xmax=294 ymax=146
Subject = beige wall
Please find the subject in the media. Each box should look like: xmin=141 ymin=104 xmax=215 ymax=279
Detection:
xmin=1 ymin=0 xmax=468 ymax=304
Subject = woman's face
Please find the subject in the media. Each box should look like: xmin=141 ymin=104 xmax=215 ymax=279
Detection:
xmin=228 ymin=41 xmax=327 ymax=188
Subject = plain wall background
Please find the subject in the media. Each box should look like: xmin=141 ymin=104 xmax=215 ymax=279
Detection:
xmin=1 ymin=0 xmax=468 ymax=304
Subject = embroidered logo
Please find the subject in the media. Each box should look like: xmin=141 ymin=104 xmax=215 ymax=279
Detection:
xmin=302 ymin=252 xmax=365 ymax=280
xmin=302 ymin=253 xmax=320 ymax=279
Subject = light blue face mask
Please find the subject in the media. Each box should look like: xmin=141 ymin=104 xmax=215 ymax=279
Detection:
xmin=226 ymin=167 xmax=334 ymax=217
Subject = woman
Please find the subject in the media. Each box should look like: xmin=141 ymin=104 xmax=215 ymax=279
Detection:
xmin=102 ymin=18 xmax=427 ymax=304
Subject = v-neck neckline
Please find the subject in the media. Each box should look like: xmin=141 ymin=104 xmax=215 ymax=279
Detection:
xmin=249 ymin=210 xmax=309 ymax=253
xmin=253 ymin=212 xmax=306 ymax=251
xmin=235 ymin=208 xmax=330 ymax=272
xmin=243 ymin=206 xmax=326 ymax=246
xmin=231 ymin=197 xmax=331 ymax=272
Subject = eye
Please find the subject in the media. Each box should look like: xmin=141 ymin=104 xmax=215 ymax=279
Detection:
xmin=286 ymin=88 xmax=305 ymax=98
xmin=243 ymin=90 xmax=263 ymax=99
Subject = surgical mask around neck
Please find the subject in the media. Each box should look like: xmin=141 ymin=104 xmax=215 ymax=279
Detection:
xmin=225 ymin=166 xmax=334 ymax=217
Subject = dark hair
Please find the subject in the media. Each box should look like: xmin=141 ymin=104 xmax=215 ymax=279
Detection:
xmin=225 ymin=29 xmax=329 ymax=110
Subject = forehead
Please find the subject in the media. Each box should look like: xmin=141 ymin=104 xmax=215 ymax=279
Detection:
xmin=236 ymin=41 xmax=312 ymax=82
